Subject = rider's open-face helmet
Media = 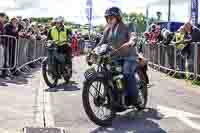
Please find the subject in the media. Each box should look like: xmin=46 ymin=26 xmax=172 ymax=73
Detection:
xmin=54 ymin=16 xmax=64 ymax=24
xmin=104 ymin=7 xmax=122 ymax=22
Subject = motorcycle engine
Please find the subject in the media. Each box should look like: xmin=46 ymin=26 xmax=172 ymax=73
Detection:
xmin=113 ymin=74 xmax=125 ymax=92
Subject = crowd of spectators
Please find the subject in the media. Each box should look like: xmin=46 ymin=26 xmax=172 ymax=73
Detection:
xmin=0 ymin=12 xmax=104 ymax=78
xmin=0 ymin=13 xmax=48 ymax=40
xmin=141 ymin=21 xmax=200 ymax=78
xmin=0 ymin=12 xmax=48 ymax=78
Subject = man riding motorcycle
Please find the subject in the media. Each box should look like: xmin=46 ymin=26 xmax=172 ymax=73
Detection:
xmin=47 ymin=16 xmax=72 ymax=72
xmin=97 ymin=7 xmax=142 ymax=107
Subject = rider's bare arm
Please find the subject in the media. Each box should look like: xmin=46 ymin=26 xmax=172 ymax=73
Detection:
xmin=97 ymin=25 xmax=110 ymax=46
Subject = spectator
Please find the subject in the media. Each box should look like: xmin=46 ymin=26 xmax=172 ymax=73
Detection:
xmin=37 ymin=24 xmax=47 ymax=39
xmin=182 ymin=22 xmax=193 ymax=73
xmin=18 ymin=21 xmax=26 ymax=37
xmin=17 ymin=16 xmax=23 ymax=33
xmin=0 ymin=12 xmax=6 ymax=76
xmin=0 ymin=12 xmax=6 ymax=35
xmin=160 ymin=28 xmax=175 ymax=69
xmin=43 ymin=26 xmax=49 ymax=36
xmin=38 ymin=24 xmax=44 ymax=33
xmin=161 ymin=28 xmax=174 ymax=46
xmin=149 ymin=24 xmax=159 ymax=64
xmin=51 ymin=18 xmax=56 ymax=27
xmin=23 ymin=18 xmax=30 ymax=28
xmin=4 ymin=17 xmax=19 ymax=75
xmin=4 ymin=17 xmax=18 ymax=37
xmin=95 ymin=33 xmax=101 ymax=46
xmin=22 ymin=18 xmax=34 ymax=39
xmin=71 ymin=35 xmax=78 ymax=53
xmin=175 ymin=26 xmax=186 ymax=73
xmin=4 ymin=15 xmax=9 ymax=24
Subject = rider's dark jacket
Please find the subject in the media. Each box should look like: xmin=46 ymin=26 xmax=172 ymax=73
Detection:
xmin=98 ymin=22 xmax=137 ymax=59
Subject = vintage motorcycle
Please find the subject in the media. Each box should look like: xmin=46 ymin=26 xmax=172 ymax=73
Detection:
xmin=42 ymin=40 xmax=72 ymax=88
xmin=83 ymin=44 xmax=148 ymax=127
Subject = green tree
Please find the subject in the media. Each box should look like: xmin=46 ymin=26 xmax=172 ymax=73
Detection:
xmin=123 ymin=12 xmax=145 ymax=33
xmin=95 ymin=24 xmax=104 ymax=33
xmin=122 ymin=12 xmax=156 ymax=33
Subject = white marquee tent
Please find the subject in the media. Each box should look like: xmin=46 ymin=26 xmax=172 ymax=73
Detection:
xmin=0 ymin=0 xmax=199 ymax=25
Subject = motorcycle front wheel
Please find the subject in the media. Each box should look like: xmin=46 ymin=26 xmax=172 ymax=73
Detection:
xmin=82 ymin=76 xmax=116 ymax=127
xmin=42 ymin=59 xmax=58 ymax=88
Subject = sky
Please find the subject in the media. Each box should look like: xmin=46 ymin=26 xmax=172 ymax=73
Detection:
xmin=0 ymin=0 xmax=198 ymax=25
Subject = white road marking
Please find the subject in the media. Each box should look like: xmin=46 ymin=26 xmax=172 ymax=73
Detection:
xmin=35 ymin=82 xmax=44 ymax=127
xmin=44 ymin=90 xmax=55 ymax=127
xmin=37 ymin=70 xmax=55 ymax=127
xmin=69 ymin=93 xmax=78 ymax=96
xmin=157 ymin=105 xmax=200 ymax=130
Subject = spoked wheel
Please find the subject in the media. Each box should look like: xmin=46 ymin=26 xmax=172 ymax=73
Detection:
xmin=82 ymin=77 xmax=115 ymax=127
xmin=135 ymin=72 xmax=148 ymax=110
xmin=42 ymin=59 xmax=58 ymax=88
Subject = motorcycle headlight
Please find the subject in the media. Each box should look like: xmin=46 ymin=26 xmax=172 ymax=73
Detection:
xmin=106 ymin=64 xmax=111 ymax=70
xmin=116 ymin=66 xmax=122 ymax=72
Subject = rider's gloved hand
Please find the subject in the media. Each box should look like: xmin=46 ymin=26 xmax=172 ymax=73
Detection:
xmin=110 ymin=47 xmax=118 ymax=56
xmin=128 ymin=32 xmax=137 ymax=47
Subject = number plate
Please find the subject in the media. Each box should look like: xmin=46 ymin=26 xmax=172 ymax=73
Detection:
xmin=84 ymin=67 xmax=96 ymax=79
xmin=23 ymin=127 xmax=64 ymax=133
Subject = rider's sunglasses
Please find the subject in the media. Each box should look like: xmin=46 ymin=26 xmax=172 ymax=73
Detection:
xmin=106 ymin=16 xmax=115 ymax=21
xmin=55 ymin=22 xmax=62 ymax=25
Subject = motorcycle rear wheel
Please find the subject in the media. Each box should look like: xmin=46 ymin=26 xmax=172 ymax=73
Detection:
xmin=63 ymin=64 xmax=72 ymax=83
xmin=42 ymin=59 xmax=58 ymax=88
xmin=135 ymin=72 xmax=148 ymax=110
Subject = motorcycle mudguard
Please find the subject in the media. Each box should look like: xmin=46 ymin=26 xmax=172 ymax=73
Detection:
xmin=84 ymin=70 xmax=105 ymax=82
xmin=84 ymin=68 xmax=98 ymax=80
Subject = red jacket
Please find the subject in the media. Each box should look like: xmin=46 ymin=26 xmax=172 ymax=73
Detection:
xmin=71 ymin=37 xmax=78 ymax=49
xmin=0 ymin=22 xmax=4 ymax=35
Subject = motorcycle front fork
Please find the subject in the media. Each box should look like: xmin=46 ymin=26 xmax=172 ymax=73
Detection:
xmin=118 ymin=93 xmax=126 ymax=106
xmin=112 ymin=90 xmax=126 ymax=107
xmin=51 ymin=64 xmax=62 ymax=79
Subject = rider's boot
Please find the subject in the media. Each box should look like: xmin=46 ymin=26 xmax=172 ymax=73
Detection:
xmin=126 ymin=95 xmax=142 ymax=107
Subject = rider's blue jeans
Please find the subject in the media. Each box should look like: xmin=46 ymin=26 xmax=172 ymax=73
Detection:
xmin=112 ymin=57 xmax=138 ymax=98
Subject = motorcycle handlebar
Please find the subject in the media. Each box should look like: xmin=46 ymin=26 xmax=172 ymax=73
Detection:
xmin=45 ymin=40 xmax=69 ymax=47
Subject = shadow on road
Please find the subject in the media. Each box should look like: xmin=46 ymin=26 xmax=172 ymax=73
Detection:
xmin=45 ymin=81 xmax=80 ymax=92
xmin=91 ymin=108 xmax=166 ymax=133
xmin=0 ymin=64 xmax=42 ymax=86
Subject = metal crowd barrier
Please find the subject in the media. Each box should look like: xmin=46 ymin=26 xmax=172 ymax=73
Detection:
xmin=77 ymin=38 xmax=97 ymax=55
xmin=16 ymin=37 xmax=46 ymax=71
xmin=78 ymin=40 xmax=96 ymax=54
xmin=77 ymin=38 xmax=85 ymax=54
xmin=0 ymin=35 xmax=46 ymax=75
xmin=196 ymin=43 xmax=200 ymax=79
xmin=0 ymin=44 xmax=3 ymax=68
xmin=0 ymin=35 xmax=18 ymax=72
xmin=143 ymin=41 xmax=200 ymax=80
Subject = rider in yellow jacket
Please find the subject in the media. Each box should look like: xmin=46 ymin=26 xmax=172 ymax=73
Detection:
xmin=47 ymin=16 xmax=72 ymax=66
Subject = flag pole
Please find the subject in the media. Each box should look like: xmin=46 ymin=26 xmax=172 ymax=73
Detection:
xmin=167 ymin=0 xmax=171 ymax=30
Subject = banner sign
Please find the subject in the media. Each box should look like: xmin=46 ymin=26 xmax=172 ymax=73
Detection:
xmin=85 ymin=0 xmax=93 ymax=32
xmin=191 ymin=0 xmax=198 ymax=26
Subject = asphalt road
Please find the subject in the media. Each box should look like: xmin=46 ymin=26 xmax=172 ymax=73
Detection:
xmin=0 ymin=55 xmax=200 ymax=133
xmin=48 ymin=56 xmax=200 ymax=133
